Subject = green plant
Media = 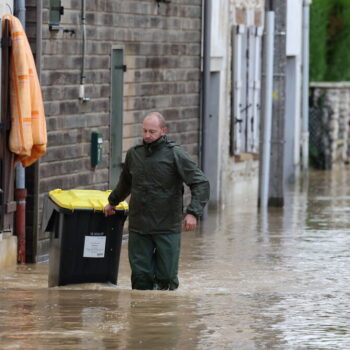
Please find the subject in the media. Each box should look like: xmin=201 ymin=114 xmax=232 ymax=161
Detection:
xmin=310 ymin=0 xmax=330 ymax=81
xmin=310 ymin=0 xmax=350 ymax=82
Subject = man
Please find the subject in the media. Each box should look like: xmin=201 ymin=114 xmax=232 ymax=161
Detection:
xmin=104 ymin=112 xmax=209 ymax=290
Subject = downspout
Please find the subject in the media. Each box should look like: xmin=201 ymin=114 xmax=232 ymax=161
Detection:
xmin=14 ymin=0 xmax=27 ymax=264
xmin=259 ymin=3 xmax=275 ymax=207
xmin=79 ymin=0 xmax=90 ymax=102
xmin=201 ymin=0 xmax=211 ymax=174
xmin=200 ymin=0 xmax=211 ymax=217
xmin=31 ymin=0 xmax=43 ymax=262
xmin=301 ymin=0 xmax=312 ymax=172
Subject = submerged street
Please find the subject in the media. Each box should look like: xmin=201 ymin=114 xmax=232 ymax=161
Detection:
xmin=1 ymin=168 xmax=350 ymax=350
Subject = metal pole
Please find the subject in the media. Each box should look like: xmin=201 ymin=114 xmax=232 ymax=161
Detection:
xmin=15 ymin=0 xmax=25 ymax=24
xmin=29 ymin=0 xmax=43 ymax=263
xmin=302 ymin=0 xmax=312 ymax=172
xmin=259 ymin=11 xmax=275 ymax=208
xmin=15 ymin=0 xmax=26 ymax=263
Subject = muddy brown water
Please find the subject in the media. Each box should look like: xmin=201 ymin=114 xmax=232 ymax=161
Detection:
xmin=1 ymin=169 xmax=349 ymax=349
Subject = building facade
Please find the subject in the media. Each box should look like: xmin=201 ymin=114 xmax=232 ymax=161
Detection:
xmin=1 ymin=0 xmax=311 ymax=264
xmin=25 ymin=0 xmax=203 ymax=261
xmin=207 ymin=0 xmax=264 ymax=207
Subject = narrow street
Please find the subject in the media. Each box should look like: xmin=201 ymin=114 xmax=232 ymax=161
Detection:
xmin=1 ymin=168 xmax=349 ymax=350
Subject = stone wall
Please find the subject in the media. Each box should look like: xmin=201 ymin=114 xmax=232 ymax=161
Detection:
xmin=26 ymin=0 xmax=202 ymax=261
xmin=231 ymin=0 xmax=264 ymax=26
xmin=309 ymin=82 xmax=350 ymax=169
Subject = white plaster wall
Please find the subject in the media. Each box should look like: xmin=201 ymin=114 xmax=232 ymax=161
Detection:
xmin=286 ymin=0 xmax=302 ymax=56
xmin=0 ymin=1 xmax=14 ymax=16
xmin=211 ymin=1 xmax=264 ymax=208
xmin=211 ymin=0 xmax=227 ymax=57
xmin=234 ymin=0 xmax=264 ymax=8
xmin=225 ymin=160 xmax=259 ymax=207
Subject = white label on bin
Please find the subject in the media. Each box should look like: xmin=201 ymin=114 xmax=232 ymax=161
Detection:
xmin=83 ymin=236 xmax=106 ymax=258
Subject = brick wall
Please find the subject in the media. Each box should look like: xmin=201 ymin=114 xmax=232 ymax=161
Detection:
xmin=26 ymin=0 xmax=202 ymax=260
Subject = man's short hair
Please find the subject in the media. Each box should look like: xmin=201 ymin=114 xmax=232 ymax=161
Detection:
xmin=144 ymin=112 xmax=166 ymax=128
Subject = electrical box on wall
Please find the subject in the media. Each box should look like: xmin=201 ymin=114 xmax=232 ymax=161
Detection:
xmin=49 ymin=0 xmax=64 ymax=31
xmin=91 ymin=132 xmax=103 ymax=168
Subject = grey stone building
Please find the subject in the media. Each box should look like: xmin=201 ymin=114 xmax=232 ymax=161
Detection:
xmin=24 ymin=0 xmax=202 ymax=262
xmin=206 ymin=0 xmax=265 ymax=207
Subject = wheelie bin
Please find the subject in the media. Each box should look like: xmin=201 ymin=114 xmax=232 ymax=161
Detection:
xmin=42 ymin=189 xmax=128 ymax=287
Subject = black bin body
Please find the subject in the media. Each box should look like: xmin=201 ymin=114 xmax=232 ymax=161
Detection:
xmin=43 ymin=197 xmax=127 ymax=287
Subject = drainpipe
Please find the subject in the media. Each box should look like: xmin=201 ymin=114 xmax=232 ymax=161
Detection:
xmin=30 ymin=0 xmax=43 ymax=263
xmin=259 ymin=8 xmax=275 ymax=207
xmin=301 ymin=0 xmax=312 ymax=172
xmin=79 ymin=0 xmax=90 ymax=102
xmin=200 ymin=0 xmax=211 ymax=216
xmin=14 ymin=0 xmax=26 ymax=264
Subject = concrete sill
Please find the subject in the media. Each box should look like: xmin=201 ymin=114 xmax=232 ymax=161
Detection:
xmin=234 ymin=153 xmax=259 ymax=163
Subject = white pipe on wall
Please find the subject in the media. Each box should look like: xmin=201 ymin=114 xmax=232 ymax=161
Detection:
xmin=302 ymin=0 xmax=312 ymax=172
xmin=259 ymin=11 xmax=275 ymax=207
xmin=79 ymin=0 xmax=90 ymax=102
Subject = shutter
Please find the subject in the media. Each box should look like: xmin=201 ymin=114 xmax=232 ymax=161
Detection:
xmin=246 ymin=27 xmax=256 ymax=152
xmin=252 ymin=26 xmax=263 ymax=153
xmin=240 ymin=29 xmax=248 ymax=152
xmin=231 ymin=25 xmax=245 ymax=155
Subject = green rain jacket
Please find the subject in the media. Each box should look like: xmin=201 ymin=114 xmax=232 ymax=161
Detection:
xmin=108 ymin=136 xmax=210 ymax=235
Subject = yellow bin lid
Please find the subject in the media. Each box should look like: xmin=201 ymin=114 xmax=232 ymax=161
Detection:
xmin=49 ymin=189 xmax=128 ymax=211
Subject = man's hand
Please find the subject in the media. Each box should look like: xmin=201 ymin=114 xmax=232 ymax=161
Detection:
xmin=183 ymin=213 xmax=197 ymax=232
xmin=104 ymin=203 xmax=115 ymax=217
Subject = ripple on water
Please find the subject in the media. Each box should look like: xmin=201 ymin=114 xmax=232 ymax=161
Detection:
xmin=1 ymin=169 xmax=350 ymax=349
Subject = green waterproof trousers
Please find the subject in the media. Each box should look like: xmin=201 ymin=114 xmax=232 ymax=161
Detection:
xmin=128 ymin=232 xmax=181 ymax=290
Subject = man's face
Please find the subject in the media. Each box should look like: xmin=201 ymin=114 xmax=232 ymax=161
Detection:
xmin=142 ymin=116 xmax=167 ymax=143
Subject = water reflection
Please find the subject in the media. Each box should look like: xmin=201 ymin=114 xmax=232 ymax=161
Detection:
xmin=0 ymin=284 xmax=203 ymax=350
xmin=1 ymin=168 xmax=350 ymax=349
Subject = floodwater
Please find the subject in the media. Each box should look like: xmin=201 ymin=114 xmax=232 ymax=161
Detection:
xmin=1 ymin=168 xmax=350 ymax=350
